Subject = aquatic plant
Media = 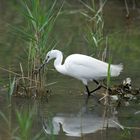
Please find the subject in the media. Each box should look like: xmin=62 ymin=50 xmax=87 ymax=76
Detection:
xmin=0 ymin=106 xmax=46 ymax=140
xmin=107 ymin=57 xmax=112 ymax=88
xmin=16 ymin=108 xmax=47 ymax=140
xmin=120 ymin=128 xmax=132 ymax=140
xmin=16 ymin=109 xmax=33 ymax=140
xmin=0 ymin=75 xmax=18 ymax=139
xmin=8 ymin=75 xmax=16 ymax=103
xmin=0 ymin=111 xmax=17 ymax=139
xmin=11 ymin=0 xmax=62 ymax=98
xmin=80 ymin=0 xmax=107 ymax=57
xmin=96 ymin=56 xmax=111 ymax=128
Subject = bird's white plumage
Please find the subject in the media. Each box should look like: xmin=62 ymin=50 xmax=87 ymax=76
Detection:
xmin=45 ymin=50 xmax=123 ymax=85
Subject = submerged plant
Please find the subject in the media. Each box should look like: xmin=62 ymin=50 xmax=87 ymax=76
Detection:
xmin=11 ymin=0 xmax=62 ymax=98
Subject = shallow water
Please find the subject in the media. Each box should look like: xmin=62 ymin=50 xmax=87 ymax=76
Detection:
xmin=0 ymin=0 xmax=140 ymax=140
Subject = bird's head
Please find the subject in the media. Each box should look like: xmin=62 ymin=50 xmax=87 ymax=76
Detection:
xmin=45 ymin=50 xmax=58 ymax=63
xmin=34 ymin=50 xmax=60 ymax=74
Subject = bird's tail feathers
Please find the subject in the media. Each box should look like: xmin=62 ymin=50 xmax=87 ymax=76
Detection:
xmin=110 ymin=64 xmax=123 ymax=77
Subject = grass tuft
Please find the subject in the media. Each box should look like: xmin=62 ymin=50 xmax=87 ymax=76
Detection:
xmin=9 ymin=0 xmax=63 ymax=98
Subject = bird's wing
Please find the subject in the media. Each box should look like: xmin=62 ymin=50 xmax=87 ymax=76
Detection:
xmin=64 ymin=54 xmax=108 ymax=80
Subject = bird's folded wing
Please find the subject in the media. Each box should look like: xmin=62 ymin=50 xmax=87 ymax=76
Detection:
xmin=65 ymin=54 xmax=108 ymax=79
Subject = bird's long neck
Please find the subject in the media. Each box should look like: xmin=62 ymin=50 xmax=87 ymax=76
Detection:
xmin=54 ymin=51 xmax=66 ymax=74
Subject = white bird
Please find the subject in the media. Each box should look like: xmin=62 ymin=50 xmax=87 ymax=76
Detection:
xmin=38 ymin=50 xmax=123 ymax=97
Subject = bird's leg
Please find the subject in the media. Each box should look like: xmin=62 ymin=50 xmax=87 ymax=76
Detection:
xmin=93 ymin=80 xmax=99 ymax=85
xmin=84 ymin=84 xmax=101 ymax=104
xmin=85 ymin=81 xmax=102 ymax=95
xmin=92 ymin=80 xmax=112 ymax=93
xmin=90 ymin=84 xmax=102 ymax=94
xmin=84 ymin=85 xmax=91 ymax=104
xmin=85 ymin=85 xmax=91 ymax=97
xmin=87 ymin=80 xmax=101 ymax=94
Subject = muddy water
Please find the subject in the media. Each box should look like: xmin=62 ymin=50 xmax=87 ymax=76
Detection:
xmin=0 ymin=0 xmax=140 ymax=140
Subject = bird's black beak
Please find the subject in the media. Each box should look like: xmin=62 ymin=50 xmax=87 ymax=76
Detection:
xmin=38 ymin=62 xmax=46 ymax=72
xmin=33 ymin=58 xmax=48 ymax=74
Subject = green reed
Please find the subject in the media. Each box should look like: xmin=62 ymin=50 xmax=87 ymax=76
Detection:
xmin=0 ymin=106 xmax=46 ymax=140
xmin=16 ymin=109 xmax=33 ymax=140
xmin=80 ymin=0 xmax=107 ymax=57
xmin=0 ymin=75 xmax=18 ymax=139
xmin=12 ymin=0 xmax=62 ymax=98
xmin=8 ymin=75 xmax=16 ymax=103
xmin=15 ymin=103 xmax=50 ymax=140
xmin=107 ymin=57 xmax=111 ymax=88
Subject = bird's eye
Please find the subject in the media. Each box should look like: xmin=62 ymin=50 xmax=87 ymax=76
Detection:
xmin=45 ymin=56 xmax=50 ymax=62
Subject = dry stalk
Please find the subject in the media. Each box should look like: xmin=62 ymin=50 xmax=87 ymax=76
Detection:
xmin=0 ymin=65 xmax=47 ymax=98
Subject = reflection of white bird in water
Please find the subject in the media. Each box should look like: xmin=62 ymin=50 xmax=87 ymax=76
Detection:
xmin=38 ymin=50 xmax=123 ymax=97
xmin=43 ymin=106 xmax=120 ymax=137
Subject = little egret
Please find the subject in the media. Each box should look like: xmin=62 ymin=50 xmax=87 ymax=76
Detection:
xmin=37 ymin=50 xmax=123 ymax=97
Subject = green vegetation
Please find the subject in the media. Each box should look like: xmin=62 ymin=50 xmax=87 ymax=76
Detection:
xmin=0 ymin=106 xmax=46 ymax=140
xmin=8 ymin=75 xmax=16 ymax=103
xmin=16 ymin=108 xmax=46 ymax=140
xmin=11 ymin=0 xmax=62 ymax=98
xmin=120 ymin=128 xmax=132 ymax=140
xmin=81 ymin=0 xmax=107 ymax=57
xmin=16 ymin=109 xmax=33 ymax=140
xmin=107 ymin=57 xmax=112 ymax=87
